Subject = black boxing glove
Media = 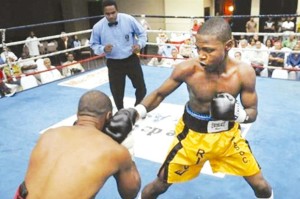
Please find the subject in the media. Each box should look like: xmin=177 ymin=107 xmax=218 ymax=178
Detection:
xmin=104 ymin=108 xmax=137 ymax=143
xmin=210 ymin=93 xmax=248 ymax=123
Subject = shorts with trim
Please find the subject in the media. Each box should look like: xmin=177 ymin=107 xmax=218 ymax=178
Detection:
xmin=158 ymin=107 xmax=261 ymax=183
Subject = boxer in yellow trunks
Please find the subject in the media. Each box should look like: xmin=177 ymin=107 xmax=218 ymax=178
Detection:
xmin=161 ymin=104 xmax=260 ymax=183
xmin=111 ymin=17 xmax=273 ymax=198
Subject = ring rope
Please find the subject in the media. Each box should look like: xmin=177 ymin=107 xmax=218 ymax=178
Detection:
xmin=0 ymin=29 xmax=92 ymax=48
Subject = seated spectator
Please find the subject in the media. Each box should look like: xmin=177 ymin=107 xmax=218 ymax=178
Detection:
xmin=72 ymin=35 xmax=82 ymax=60
xmin=62 ymin=53 xmax=85 ymax=77
xmin=3 ymin=56 xmax=22 ymax=86
xmin=156 ymin=28 xmax=168 ymax=44
xmin=285 ymin=44 xmax=300 ymax=80
xmin=163 ymin=48 xmax=184 ymax=67
xmin=249 ymin=41 xmax=269 ymax=76
xmin=1 ymin=47 xmax=18 ymax=63
xmin=0 ymin=70 xmax=17 ymax=98
xmin=39 ymin=58 xmax=63 ymax=84
xmin=248 ymin=37 xmax=257 ymax=48
xmin=18 ymin=52 xmax=38 ymax=76
xmin=282 ymin=33 xmax=297 ymax=50
xmin=268 ymin=41 xmax=285 ymax=77
xmin=147 ymin=54 xmax=166 ymax=67
xmin=57 ymin=32 xmax=73 ymax=64
xmin=229 ymin=39 xmax=251 ymax=64
xmin=157 ymin=40 xmax=177 ymax=58
xmin=179 ymin=38 xmax=195 ymax=58
xmin=265 ymin=39 xmax=274 ymax=49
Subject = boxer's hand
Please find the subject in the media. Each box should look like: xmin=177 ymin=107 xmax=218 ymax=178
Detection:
xmin=104 ymin=108 xmax=137 ymax=143
xmin=104 ymin=44 xmax=113 ymax=53
xmin=210 ymin=93 xmax=247 ymax=123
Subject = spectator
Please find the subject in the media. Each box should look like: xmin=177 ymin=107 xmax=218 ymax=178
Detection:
xmin=156 ymin=28 xmax=168 ymax=44
xmin=281 ymin=17 xmax=295 ymax=34
xmin=25 ymin=31 xmax=42 ymax=57
xmin=263 ymin=17 xmax=275 ymax=43
xmin=3 ymin=56 xmax=22 ymax=86
xmin=0 ymin=70 xmax=17 ymax=98
xmin=282 ymin=33 xmax=297 ymax=50
xmin=250 ymin=41 xmax=269 ymax=76
xmin=147 ymin=54 xmax=166 ymax=67
xmin=285 ymin=44 xmax=300 ymax=80
xmin=191 ymin=19 xmax=201 ymax=34
xmin=158 ymin=40 xmax=177 ymax=58
xmin=18 ymin=52 xmax=38 ymax=76
xmin=276 ymin=17 xmax=285 ymax=33
xmin=248 ymin=37 xmax=257 ymax=48
xmin=39 ymin=58 xmax=63 ymax=84
xmin=62 ymin=53 xmax=85 ymax=77
xmin=265 ymin=39 xmax=274 ymax=49
xmin=14 ymin=90 xmax=141 ymax=199
xmin=179 ymin=38 xmax=195 ymax=58
xmin=57 ymin=32 xmax=73 ymax=64
xmin=164 ymin=48 xmax=184 ymax=67
xmin=245 ymin=18 xmax=257 ymax=40
xmin=89 ymin=0 xmax=147 ymax=110
xmin=72 ymin=35 xmax=82 ymax=60
xmin=268 ymin=41 xmax=285 ymax=77
xmin=1 ymin=47 xmax=18 ymax=63
xmin=229 ymin=39 xmax=252 ymax=64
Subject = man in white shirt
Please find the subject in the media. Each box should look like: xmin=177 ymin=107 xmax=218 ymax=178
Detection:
xmin=25 ymin=31 xmax=42 ymax=57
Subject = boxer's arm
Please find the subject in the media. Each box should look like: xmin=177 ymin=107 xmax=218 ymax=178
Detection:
xmin=114 ymin=152 xmax=141 ymax=199
xmin=239 ymin=64 xmax=258 ymax=123
xmin=137 ymin=62 xmax=194 ymax=117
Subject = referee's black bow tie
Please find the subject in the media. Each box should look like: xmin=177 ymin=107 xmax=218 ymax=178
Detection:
xmin=108 ymin=21 xmax=118 ymax=27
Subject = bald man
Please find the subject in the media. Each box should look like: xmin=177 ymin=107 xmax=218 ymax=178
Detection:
xmin=14 ymin=90 xmax=141 ymax=199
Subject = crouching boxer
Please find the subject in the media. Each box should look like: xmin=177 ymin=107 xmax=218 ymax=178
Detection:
xmin=15 ymin=90 xmax=140 ymax=199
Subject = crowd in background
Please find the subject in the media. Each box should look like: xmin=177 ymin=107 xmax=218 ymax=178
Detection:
xmin=1 ymin=16 xmax=300 ymax=98
xmin=0 ymin=31 xmax=86 ymax=98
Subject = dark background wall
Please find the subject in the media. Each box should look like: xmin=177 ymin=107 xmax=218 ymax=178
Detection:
xmin=0 ymin=0 xmax=65 ymax=41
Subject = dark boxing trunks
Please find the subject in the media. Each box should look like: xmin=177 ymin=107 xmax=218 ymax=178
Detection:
xmin=14 ymin=181 xmax=28 ymax=199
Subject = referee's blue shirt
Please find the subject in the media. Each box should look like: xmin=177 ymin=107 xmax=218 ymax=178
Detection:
xmin=90 ymin=13 xmax=147 ymax=59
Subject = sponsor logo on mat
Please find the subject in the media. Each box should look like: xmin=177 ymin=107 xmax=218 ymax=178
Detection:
xmin=58 ymin=67 xmax=108 ymax=89
xmin=40 ymin=97 xmax=251 ymax=178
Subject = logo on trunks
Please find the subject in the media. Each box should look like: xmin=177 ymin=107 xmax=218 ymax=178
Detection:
xmin=175 ymin=165 xmax=190 ymax=176
xmin=207 ymin=121 xmax=229 ymax=133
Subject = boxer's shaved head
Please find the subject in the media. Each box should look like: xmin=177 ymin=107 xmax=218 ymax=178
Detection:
xmin=78 ymin=90 xmax=112 ymax=118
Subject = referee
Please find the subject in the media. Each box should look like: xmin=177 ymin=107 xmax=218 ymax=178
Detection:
xmin=90 ymin=0 xmax=147 ymax=110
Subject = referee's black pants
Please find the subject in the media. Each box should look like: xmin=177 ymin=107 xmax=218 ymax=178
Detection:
xmin=107 ymin=54 xmax=147 ymax=110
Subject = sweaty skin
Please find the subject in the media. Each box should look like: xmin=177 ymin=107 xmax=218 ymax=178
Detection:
xmin=24 ymin=125 xmax=139 ymax=199
xmin=141 ymin=34 xmax=258 ymax=123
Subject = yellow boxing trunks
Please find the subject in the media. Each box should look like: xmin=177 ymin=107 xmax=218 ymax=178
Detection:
xmin=158 ymin=105 xmax=261 ymax=183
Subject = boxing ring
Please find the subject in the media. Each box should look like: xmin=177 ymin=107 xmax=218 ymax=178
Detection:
xmin=0 ymin=14 xmax=300 ymax=199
